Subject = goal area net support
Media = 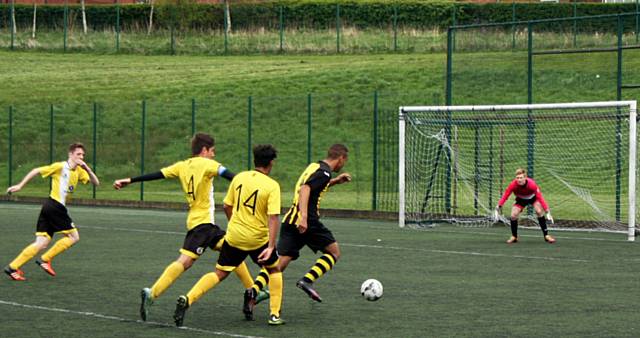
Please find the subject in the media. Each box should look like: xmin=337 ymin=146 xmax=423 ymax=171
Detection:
xmin=398 ymin=101 xmax=637 ymax=241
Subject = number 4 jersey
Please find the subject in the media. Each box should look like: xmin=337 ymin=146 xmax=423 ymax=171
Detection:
xmin=161 ymin=157 xmax=224 ymax=230
xmin=223 ymin=170 xmax=281 ymax=251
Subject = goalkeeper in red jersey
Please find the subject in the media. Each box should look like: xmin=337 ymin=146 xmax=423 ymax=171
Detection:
xmin=495 ymin=168 xmax=556 ymax=244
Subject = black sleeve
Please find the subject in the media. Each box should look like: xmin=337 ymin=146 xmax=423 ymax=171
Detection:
xmin=130 ymin=171 xmax=165 ymax=183
xmin=304 ymin=170 xmax=331 ymax=191
xmin=220 ymin=168 xmax=235 ymax=181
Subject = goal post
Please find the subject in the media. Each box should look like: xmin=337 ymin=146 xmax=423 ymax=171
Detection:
xmin=399 ymin=101 xmax=637 ymax=242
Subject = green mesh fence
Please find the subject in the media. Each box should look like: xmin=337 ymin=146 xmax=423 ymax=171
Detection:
xmin=1 ymin=91 xmax=440 ymax=212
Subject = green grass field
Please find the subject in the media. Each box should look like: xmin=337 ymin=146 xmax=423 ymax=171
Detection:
xmin=1 ymin=202 xmax=638 ymax=337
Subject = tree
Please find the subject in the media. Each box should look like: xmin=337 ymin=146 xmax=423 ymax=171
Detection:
xmin=11 ymin=0 xmax=17 ymax=36
xmin=81 ymin=0 xmax=87 ymax=34
xmin=31 ymin=1 xmax=37 ymax=39
xmin=148 ymin=0 xmax=155 ymax=35
xmin=224 ymin=0 xmax=231 ymax=34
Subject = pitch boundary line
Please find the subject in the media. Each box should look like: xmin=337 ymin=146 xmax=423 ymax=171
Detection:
xmin=0 ymin=299 xmax=263 ymax=338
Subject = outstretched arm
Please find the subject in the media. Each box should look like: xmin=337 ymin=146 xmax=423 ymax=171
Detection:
xmin=329 ymin=172 xmax=351 ymax=187
xmin=7 ymin=168 xmax=41 ymax=194
xmin=113 ymin=171 xmax=165 ymax=190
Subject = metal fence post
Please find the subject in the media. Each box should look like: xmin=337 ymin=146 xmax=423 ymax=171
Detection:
xmin=393 ymin=5 xmax=398 ymax=52
xmin=511 ymin=2 xmax=516 ymax=50
xmin=446 ymin=27 xmax=453 ymax=105
xmin=527 ymin=21 xmax=533 ymax=104
xmin=279 ymin=6 xmax=284 ymax=53
xmin=616 ymin=15 xmax=623 ymax=221
xmin=49 ymin=104 xmax=54 ymax=190
xmin=92 ymin=102 xmax=97 ymax=199
xmin=307 ymin=93 xmax=312 ymax=164
xmin=573 ymin=1 xmax=577 ymax=48
xmin=451 ymin=4 xmax=456 ymax=53
xmin=141 ymin=100 xmax=146 ymax=201
xmin=116 ymin=1 xmax=120 ymax=52
xmin=191 ymin=98 xmax=196 ymax=136
xmin=63 ymin=1 xmax=69 ymax=52
xmin=8 ymin=106 xmax=13 ymax=187
xmin=247 ymin=96 xmax=252 ymax=170
xmin=170 ymin=12 xmax=176 ymax=55
xmin=372 ymin=91 xmax=378 ymax=211
xmin=336 ymin=4 xmax=341 ymax=53
xmin=636 ymin=0 xmax=640 ymax=43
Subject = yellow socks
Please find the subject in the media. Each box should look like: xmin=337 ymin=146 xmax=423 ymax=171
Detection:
xmin=9 ymin=244 xmax=39 ymax=270
xmin=268 ymin=272 xmax=283 ymax=316
xmin=186 ymin=272 xmax=220 ymax=305
xmin=40 ymin=237 xmax=75 ymax=262
xmin=150 ymin=261 xmax=185 ymax=299
xmin=234 ymin=262 xmax=254 ymax=289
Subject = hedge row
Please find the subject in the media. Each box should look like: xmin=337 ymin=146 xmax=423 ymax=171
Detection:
xmin=0 ymin=2 xmax=637 ymax=31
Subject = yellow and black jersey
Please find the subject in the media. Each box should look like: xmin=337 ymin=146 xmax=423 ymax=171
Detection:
xmin=38 ymin=161 xmax=90 ymax=206
xmin=223 ymin=170 xmax=281 ymax=251
xmin=282 ymin=161 xmax=332 ymax=225
xmin=161 ymin=157 xmax=222 ymax=230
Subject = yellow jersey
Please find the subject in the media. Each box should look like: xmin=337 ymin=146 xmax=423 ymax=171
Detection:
xmin=223 ymin=170 xmax=281 ymax=251
xmin=161 ymin=157 xmax=223 ymax=230
xmin=38 ymin=161 xmax=90 ymax=206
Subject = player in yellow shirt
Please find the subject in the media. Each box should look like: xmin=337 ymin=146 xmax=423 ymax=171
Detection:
xmin=113 ymin=133 xmax=256 ymax=322
xmin=4 ymin=143 xmax=100 ymax=281
xmin=173 ymin=144 xmax=284 ymax=326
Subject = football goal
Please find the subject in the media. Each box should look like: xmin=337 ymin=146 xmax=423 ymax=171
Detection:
xmin=398 ymin=101 xmax=637 ymax=241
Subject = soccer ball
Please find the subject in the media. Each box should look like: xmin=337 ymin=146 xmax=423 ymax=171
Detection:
xmin=360 ymin=279 xmax=383 ymax=301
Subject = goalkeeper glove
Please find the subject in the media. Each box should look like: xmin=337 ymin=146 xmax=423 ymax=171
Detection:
xmin=493 ymin=206 xmax=502 ymax=222
xmin=545 ymin=211 xmax=554 ymax=224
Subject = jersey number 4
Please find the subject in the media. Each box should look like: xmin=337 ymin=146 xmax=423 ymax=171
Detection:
xmin=235 ymin=184 xmax=258 ymax=215
xmin=187 ymin=175 xmax=196 ymax=201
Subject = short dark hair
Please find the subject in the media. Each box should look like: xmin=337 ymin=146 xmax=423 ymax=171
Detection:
xmin=253 ymin=144 xmax=277 ymax=168
xmin=68 ymin=142 xmax=85 ymax=153
xmin=327 ymin=143 xmax=348 ymax=159
xmin=191 ymin=133 xmax=215 ymax=155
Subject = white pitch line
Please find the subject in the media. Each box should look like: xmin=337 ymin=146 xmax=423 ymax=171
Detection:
xmin=341 ymin=243 xmax=590 ymax=263
xmin=77 ymin=225 xmax=589 ymax=263
xmin=0 ymin=299 xmax=263 ymax=338
xmin=83 ymin=225 xmax=184 ymax=235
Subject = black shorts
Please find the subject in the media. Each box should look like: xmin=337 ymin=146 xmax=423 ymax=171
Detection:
xmin=514 ymin=196 xmax=537 ymax=210
xmin=36 ymin=198 xmax=76 ymax=238
xmin=216 ymin=240 xmax=279 ymax=272
xmin=180 ymin=223 xmax=226 ymax=259
xmin=277 ymin=220 xmax=336 ymax=260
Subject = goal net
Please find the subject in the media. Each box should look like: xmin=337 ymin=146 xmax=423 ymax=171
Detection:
xmin=399 ymin=101 xmax=637 ymax=241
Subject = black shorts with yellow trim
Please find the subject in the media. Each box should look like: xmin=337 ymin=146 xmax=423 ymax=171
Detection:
xmin=216 ymin=240 xmax=279 ymax=272
xmin=179 ymin=223 xmax=226 ymax=259
xmin=277 ymin=220 xmax=336 ymax=260
xmin=35 ymin=198 xmax=76 ymax=239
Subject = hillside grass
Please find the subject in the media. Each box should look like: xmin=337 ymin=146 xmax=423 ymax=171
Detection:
xmin=0 ymin=48 xmax=639 ymax=212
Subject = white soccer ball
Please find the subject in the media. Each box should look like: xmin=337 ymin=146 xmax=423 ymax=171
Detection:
xmin=360 ymin=279 xmax=383 ymax=301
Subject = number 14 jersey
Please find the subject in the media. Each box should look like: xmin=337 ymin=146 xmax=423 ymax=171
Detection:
xmin=223 ymin=170 xmax=281 ymax=251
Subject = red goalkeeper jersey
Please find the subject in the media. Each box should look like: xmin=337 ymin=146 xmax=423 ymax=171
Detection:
xmin=498 ymin=178 xmax=548 ymax=211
